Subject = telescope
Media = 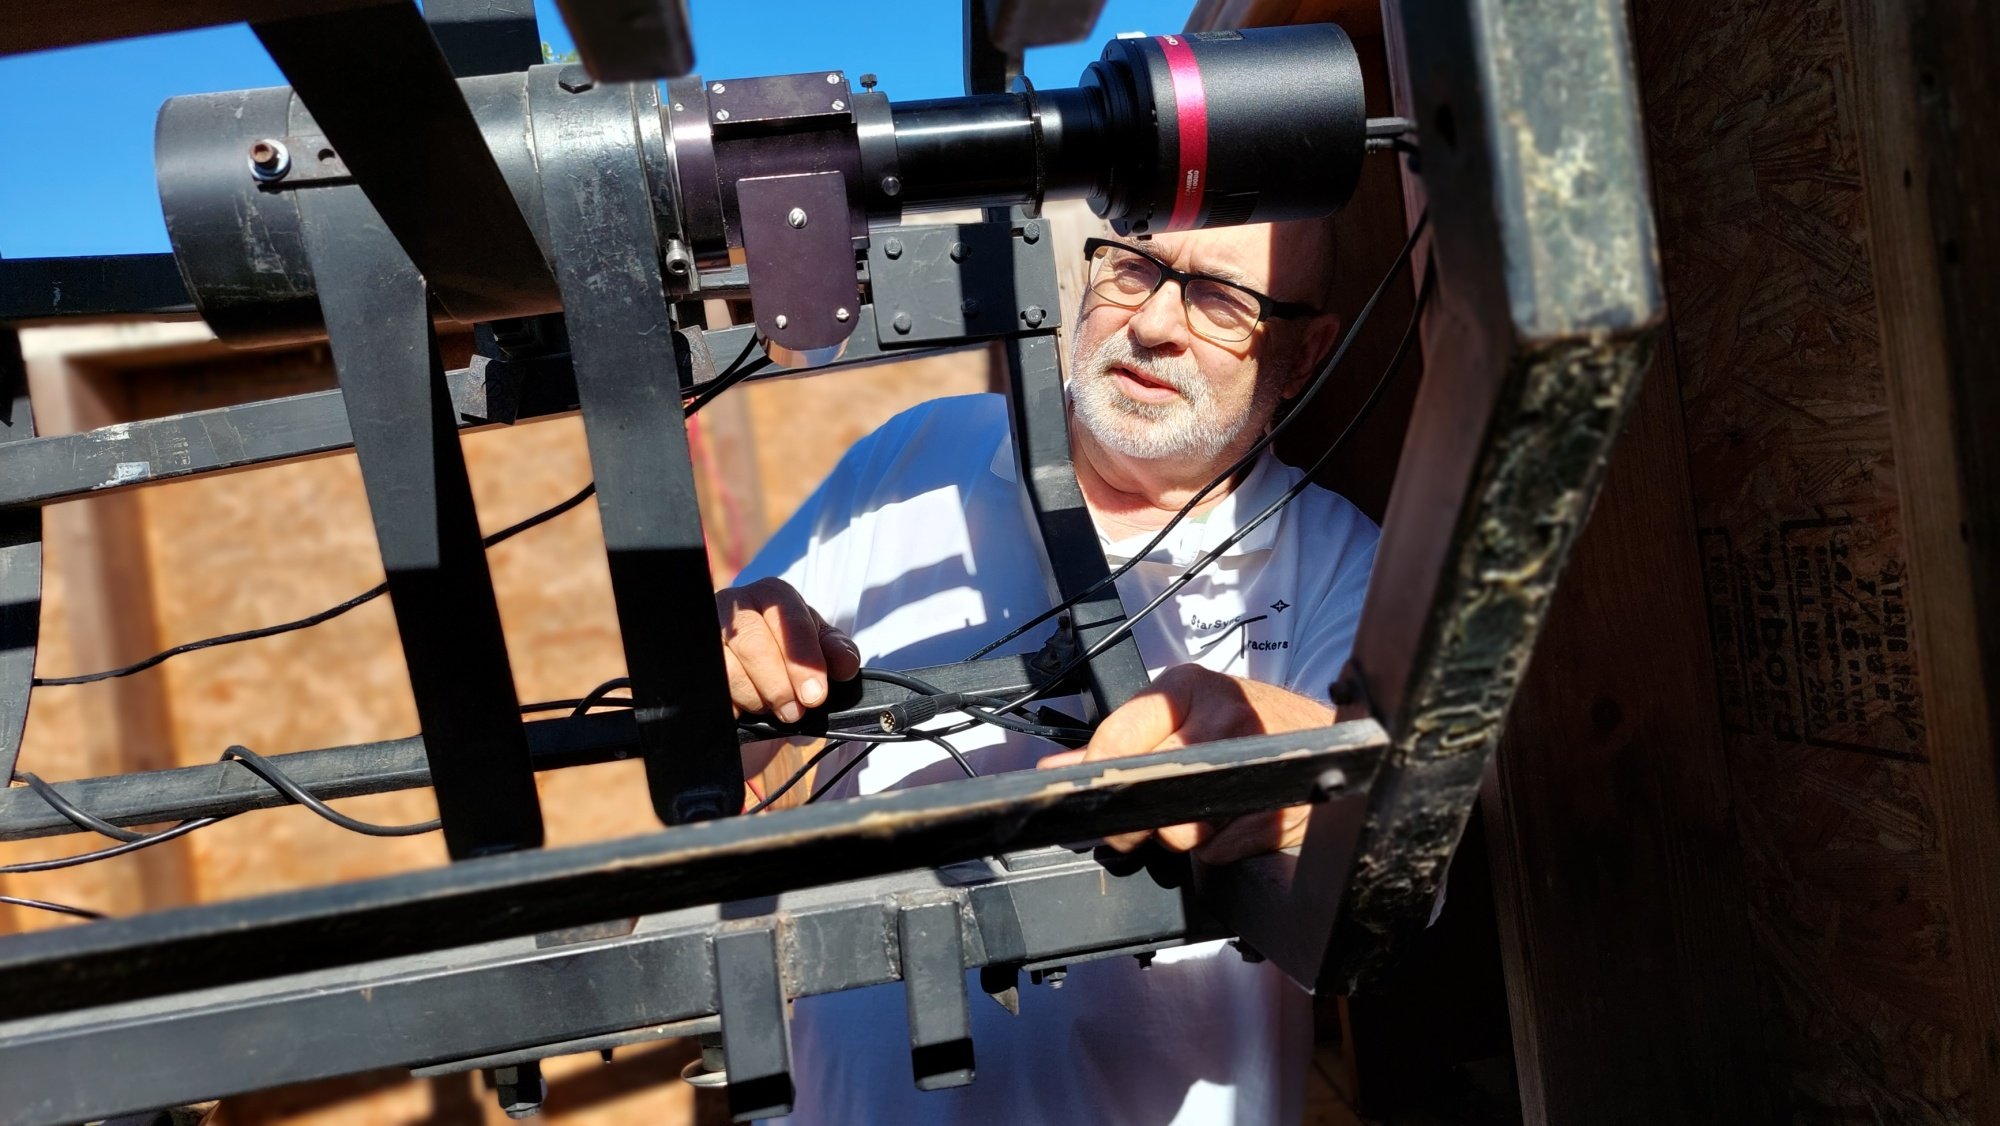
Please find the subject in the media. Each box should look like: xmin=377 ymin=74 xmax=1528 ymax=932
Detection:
xmin=158 ymin=23 xmax=1377 ymax=363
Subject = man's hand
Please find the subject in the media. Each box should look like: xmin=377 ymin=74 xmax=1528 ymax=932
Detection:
xmin=716 ymin=578 xmax=861 ymax=723
xmin=1037 ymin=664 xmax=1335 ymax=865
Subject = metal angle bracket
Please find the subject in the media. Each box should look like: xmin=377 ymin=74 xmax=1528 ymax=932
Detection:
xmin=866 ymin=219 xmax=1063 ymax=346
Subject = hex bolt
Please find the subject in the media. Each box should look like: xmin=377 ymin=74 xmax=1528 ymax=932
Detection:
xmin=787 ymin=207 xmax=809 ymax=229
xmin=714 ymin=109 xmax=730 ymax=122
xmin=961 ymin=298 xmax=981 ymax=317
xmin=826 ymin=72 xmax=842 ymax=84
xmin=247 ymin=139 xmax=290 ymax=182
xmin=880 ymin=174 xmax=903 ymax=197
xmin=949 ymin=242 xmax=971 ymax=263
xmin=774 ymin=314 xmax=790 ymax=329
xmin=492 ymin=1064 xmax=546 ymax=1119
xmin=834 ymin=307 xmax=851 ymax=322
xmin=891 ymin=310 xmax=914 ymax=335
xmin=1022 ymin=220 xmax=1042 ymax=243
xmin=831 ymin=99 xmax=846 ymax=111
xmin=1020 ymin=305 xmax=1046 ymax=327
xmin=884 ymin=237 xmax=904 ymax=258
xmin=557 ymin=65 xmax=593 ymax=93
xmin=710 ymin=81 xmax=727 ymax=94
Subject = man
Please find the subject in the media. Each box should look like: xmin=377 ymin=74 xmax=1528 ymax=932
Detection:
xmin=718 ymin=216 xmax=1379 ymax=1124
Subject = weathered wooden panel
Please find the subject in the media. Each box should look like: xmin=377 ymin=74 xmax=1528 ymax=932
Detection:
xmin=1633 ymin=0 xmax=1977 ymax=1118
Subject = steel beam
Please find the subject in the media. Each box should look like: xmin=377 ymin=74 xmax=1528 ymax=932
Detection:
xmin=0 ymin=849 xmax=1208 ymax=1126
xmin=0 ymin=720 xmax=1385 ymax=1021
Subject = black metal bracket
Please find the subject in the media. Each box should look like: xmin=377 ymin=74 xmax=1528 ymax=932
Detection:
xmin=528 ymin=65 xmax=745 ymax=826
xmin=294 ymin=170 xmax=544 ymax=859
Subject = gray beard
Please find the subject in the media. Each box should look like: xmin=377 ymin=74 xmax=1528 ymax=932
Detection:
xmin=1067 ymin=332 xmax=1255 ymax=463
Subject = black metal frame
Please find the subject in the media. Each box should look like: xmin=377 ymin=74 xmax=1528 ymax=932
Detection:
xmin=0 ymin=0 xmax=1661 ymax=1119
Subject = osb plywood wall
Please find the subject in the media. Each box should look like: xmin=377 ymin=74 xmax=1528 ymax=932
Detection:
xmin=1636 ymin=0 xmax=1976 ymax=1118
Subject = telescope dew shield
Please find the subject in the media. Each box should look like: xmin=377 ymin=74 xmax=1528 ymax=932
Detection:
xmin=1083 ymin=25 xmax=1366 ymax=234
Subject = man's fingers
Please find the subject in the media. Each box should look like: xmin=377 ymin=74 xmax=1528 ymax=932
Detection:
xmin=1037 ymin=748 xmax=1088 ymax=769
xmin=724 ymin=614 xmax=804 ymax=722
xmin=722 ymin=647 xmax=762 ymax=718
xmin=760 ymin=594 xmax=831 ymax=710
xmin=813 ymin=608 xmax=862 ymax=684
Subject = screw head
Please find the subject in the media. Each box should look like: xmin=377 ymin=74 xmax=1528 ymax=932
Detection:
xmin=880 ymin=175 xmax=902 ymax=197
xmin=1022 ymin=220 xmax=1042 ymax=244
xmin=834 ymin=307 xmax=851 ymax=322
xmin=859 ymin=73 xmax=879 ymax=90
xmin=891 ymin=310 xmax=914 ymax=335
xmin=884 ymin=237 xmax=903 ymax=259
xmin=672 ymin=101 xmax=685 ymax=112
xmin=557 ymin=64 xmax=593 ymax=93
xmin=961 ymin=298 xmax=981 ymax=316
xmin=1021 ymin=305 xmax=1046 ymax=327
xmin=711 ymin=82 xmax=726 ymax=93
xmin=774 ymin=314 xmax=789 ymax=329
xmin=949 ymin=242 xmax=970 ymax=262
xmin=714 ymin=108 xmax=730 ymax=121
xmin=831 ymin=99 xmax=846 ymax=111
xmin=786 ymin=207 xmax=808 ymax=229
xmin=826 ymin=72 xmax=842 ymax=84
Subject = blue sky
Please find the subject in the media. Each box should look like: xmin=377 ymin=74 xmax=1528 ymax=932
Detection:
xmin=0 ymin=0 xmax=1191 ymax=259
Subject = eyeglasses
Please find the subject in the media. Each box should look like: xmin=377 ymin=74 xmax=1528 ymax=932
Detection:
xmin=1082 ymin=237 xmax=1320 ymax=344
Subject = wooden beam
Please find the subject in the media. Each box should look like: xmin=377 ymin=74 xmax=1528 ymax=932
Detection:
xmin=1483 ymin=327 xmax=1775 ymax=1123
xmin=1843 ymin=1 xmax=2000 ymax=1117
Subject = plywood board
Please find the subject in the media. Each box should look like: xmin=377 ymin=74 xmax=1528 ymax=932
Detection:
xmin=1633 ymin=0 xmax=1977 ymax=1117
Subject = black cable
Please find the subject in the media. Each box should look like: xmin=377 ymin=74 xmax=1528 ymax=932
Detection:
xmin=518 ymin=695 xmax=633 ymax=716
xmin=1 ymin=736 xmax=451 ymax=876
xmin=989 ymin=252 xmax=1436 ymax=721
xmin=220 ymin=746 xmax=440 ymax=837
xmin=0 ymin=816 xmax=220 ymax=875
xmin=32 ymin=337 xmax=772 ymax=689
xmin=11 ymin=772 xmax=148 ymax=843
xmin=566 ymin=677 xmax=632 ymax=718
xmin=856 ymin=667 xmax=1081 ymax=741
xmin=1 ymin=894 xmax=106 ymax=920
xmin=745 ymin=738 xmax=851 ymax=814
xmin=963 ymin=210 xmax=1430 ymax=665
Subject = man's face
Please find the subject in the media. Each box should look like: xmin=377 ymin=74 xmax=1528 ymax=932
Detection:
xmin=1067 ymin=222 xmax=1329 ymax=467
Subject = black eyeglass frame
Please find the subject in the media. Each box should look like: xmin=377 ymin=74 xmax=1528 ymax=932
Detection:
xmin=1080 ymin=237 xmax=1322 ymax=342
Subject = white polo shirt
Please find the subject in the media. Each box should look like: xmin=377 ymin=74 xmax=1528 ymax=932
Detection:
xmin=736 ymin=393 xmax=1378 ymax=1126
